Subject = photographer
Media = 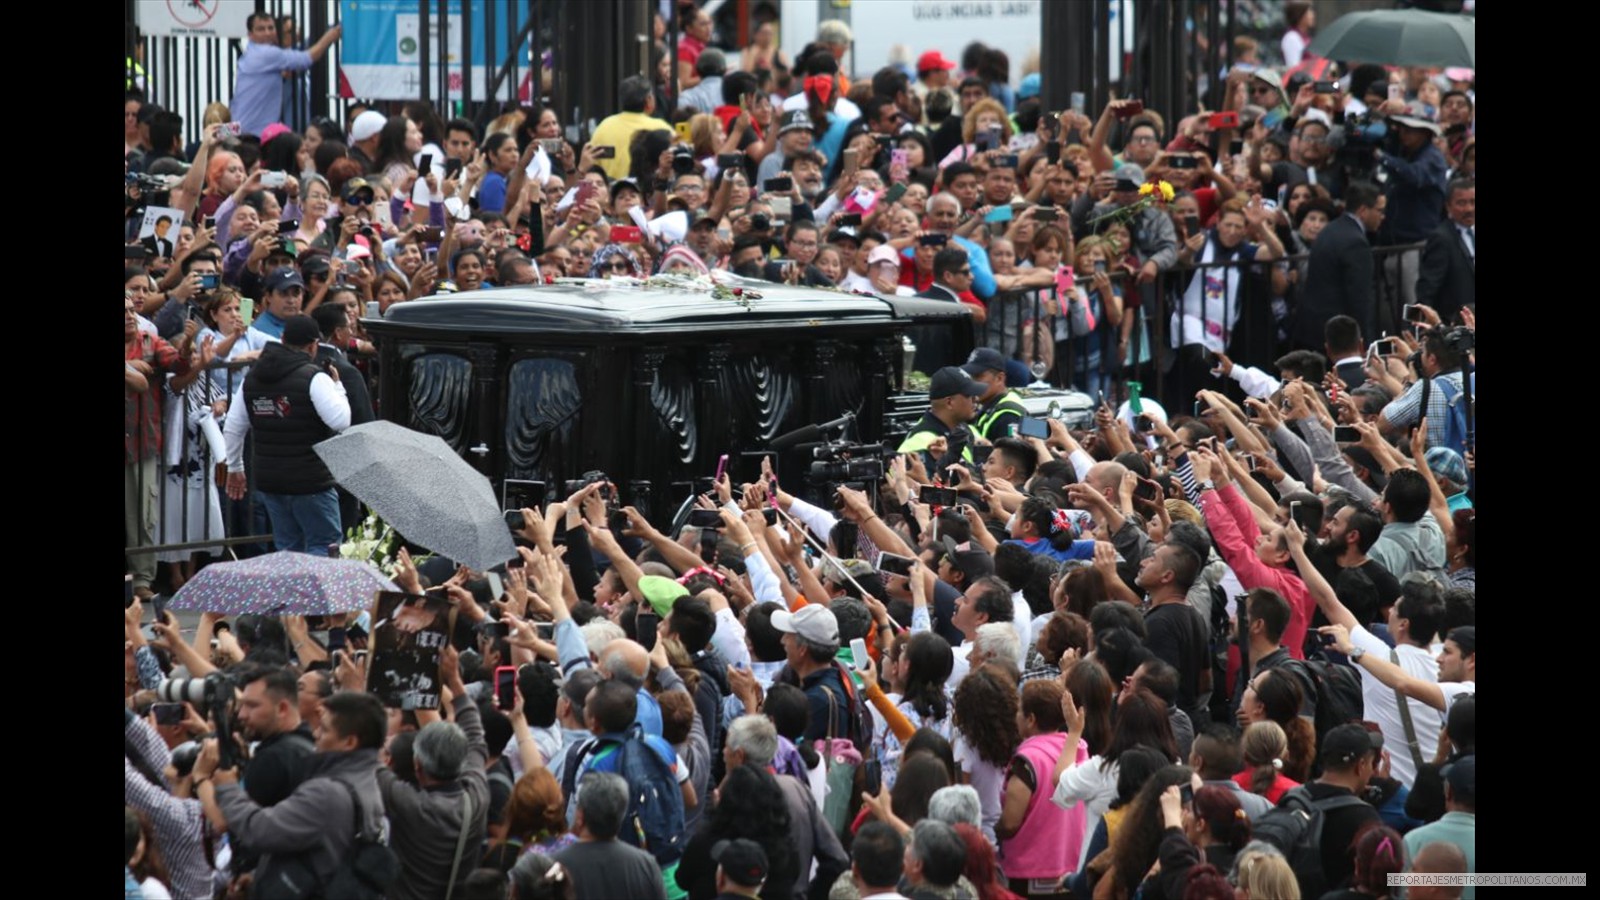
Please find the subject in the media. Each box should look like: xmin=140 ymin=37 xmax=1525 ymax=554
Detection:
xmin=196 ymin=690 xmax=389 ymax=898
xmin=124 ymin=708 xmax=217 ymax=899
xmin=1377 ymin=326 xmax=1471 ymax=454
xmin=236 ymin=666 xmax=316 ymax=806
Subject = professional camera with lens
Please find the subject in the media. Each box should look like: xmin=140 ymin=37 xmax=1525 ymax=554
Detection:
xmin=169 ymin=741 xmax=203 ymax=779
xmin=562 ymin=470 xmax=612 ymax=499
xmin=1441 ymin=325 xmax=1474 ymax=355
xmin=671 ymin=146 xmax=697 ymax=175
xmin=159 ymin=672 xmax=242 ymax=767
xmin=157 ymin=672 xmax=236 ymax=713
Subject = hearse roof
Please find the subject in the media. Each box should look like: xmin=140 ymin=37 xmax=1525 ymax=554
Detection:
xmin=367 ymin=276 xmax=969 ymax=336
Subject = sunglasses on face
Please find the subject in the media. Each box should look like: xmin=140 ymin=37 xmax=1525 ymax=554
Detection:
xmin=603 ymin=261 xmax=632 ymax=273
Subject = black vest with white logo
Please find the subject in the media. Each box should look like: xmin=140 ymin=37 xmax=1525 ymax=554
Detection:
xmin=243 ymin=343 xmax=335 ymax=494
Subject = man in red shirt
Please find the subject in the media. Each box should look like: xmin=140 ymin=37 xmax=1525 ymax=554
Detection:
xmin=125 ymin=294 xmax=194 ymax=598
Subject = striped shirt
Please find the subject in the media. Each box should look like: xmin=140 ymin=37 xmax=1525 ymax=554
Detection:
xmin=1381 ymin=372 xmax=1468 ymax=449
xmin=124 ymin=717 xmax=214 ymax=899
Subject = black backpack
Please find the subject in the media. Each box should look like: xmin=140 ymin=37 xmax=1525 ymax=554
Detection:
xmin=256 ymin=778 xmax=399 ymax=900
xmin=1250 ymin=786 xmax=1370 ymax=899
xmin=1281 ymin=656 xmax=1365 ymax=743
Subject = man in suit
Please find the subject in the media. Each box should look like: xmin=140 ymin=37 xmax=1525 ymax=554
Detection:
xmin=141 ymin=215 xmax=175 ymax=259
xmin=912 ymin=246 xmax=976 ymax=373
xmin=1324 ymin=315 xmax=1367 ymax=390
xmin=1293 ymin=181 xmax=1384 ymax=351
xmin=1415 ymin=177 xmax=1475 ymax=323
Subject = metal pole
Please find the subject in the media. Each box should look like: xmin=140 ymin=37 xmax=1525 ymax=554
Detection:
xmin=440 ymin=0 xmax=450 ymax=117
xmin=420 ymin=0 xmax=431 ymax=104
xmin=310 ymin=0 xmax=330 ymax=125
xmin=526 ymin=0 xmax=538 ymax=107
xmin=464 ymin=0 xmax=475 ymax=115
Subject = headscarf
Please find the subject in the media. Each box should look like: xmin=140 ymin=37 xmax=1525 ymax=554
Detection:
xmin=587 ymin=243 xmax=642 ymax=279
xmin=657 ymin=244 xmax=710 ymax=276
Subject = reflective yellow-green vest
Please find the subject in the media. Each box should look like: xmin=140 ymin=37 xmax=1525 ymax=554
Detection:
xmin=973 ymin=389 xmax=1028 ymax=442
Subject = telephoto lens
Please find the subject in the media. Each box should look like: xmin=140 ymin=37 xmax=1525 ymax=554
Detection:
xmin=157 ymin=677 xmax=208 ymax=706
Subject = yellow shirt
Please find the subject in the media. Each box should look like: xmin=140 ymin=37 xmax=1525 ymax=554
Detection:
xmin=588 ymin=111 xmax=672 ymax=180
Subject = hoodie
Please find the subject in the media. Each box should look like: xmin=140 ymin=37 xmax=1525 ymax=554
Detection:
xmin=1368 ymin=516 xmax=1447 ymax=582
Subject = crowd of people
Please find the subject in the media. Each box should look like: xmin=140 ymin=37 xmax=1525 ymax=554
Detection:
xmin=125 ymin=5 xmax=1477 ymax=900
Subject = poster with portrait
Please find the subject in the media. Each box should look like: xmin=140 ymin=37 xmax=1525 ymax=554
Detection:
xmin=138 ymin=206 xmax=185 ymax=260
xmin=367 ymin=591 xmax=457 ymax=710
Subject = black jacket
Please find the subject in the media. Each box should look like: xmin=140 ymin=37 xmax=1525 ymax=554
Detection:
xmin=243 ymin=342 xmax=338 ymax=494
xmin=1294 ymin=215 xmax=1373 ymax=350
xmin=913 ymin=284 xmax=964 ymax=372
xmin=317 ymin=344 xmax=375 ymax=425
xmin=1414 ymin=220 xmax=1474 ymax=323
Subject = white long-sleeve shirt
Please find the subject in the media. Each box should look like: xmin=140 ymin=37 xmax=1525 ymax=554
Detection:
xmin=223 ymin=370 xmax=350 ymax=471
xmin=1226 ymin=363 xmax=1281 ymax=400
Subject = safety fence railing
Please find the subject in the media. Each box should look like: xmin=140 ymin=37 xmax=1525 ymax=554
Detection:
xmin=980 ymin=241 xmax=1428 ymax=415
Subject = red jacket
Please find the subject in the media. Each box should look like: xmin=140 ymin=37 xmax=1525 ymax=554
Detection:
xmin=1199 ymin=484 xmax=1314 ymax=660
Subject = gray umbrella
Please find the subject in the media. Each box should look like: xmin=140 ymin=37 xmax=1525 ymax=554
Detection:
xmin=1308 ymin=9 xmax=1474 ymax=68
xmin=315 ymin=420 xmax=516 ymax=572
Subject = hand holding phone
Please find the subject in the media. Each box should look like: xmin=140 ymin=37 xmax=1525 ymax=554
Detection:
xmin=876 ymin=552 xmax=916 ymax=577
xmin=494 ymin=665 xmax=518 ymax=711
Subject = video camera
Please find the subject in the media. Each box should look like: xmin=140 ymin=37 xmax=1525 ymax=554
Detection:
xmin=1331 ymin=112 xmax=1398 ymax=184
xmin=807 ymin=442 xmax=894 ymax=486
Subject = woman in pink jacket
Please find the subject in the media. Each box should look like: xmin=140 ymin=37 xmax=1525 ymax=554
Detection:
xmin=1189 ymin=448 xmax=1314 ymax=660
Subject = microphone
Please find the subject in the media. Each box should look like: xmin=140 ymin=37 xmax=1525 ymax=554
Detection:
xmin=769 ymin=412 xmax=855 ymax=452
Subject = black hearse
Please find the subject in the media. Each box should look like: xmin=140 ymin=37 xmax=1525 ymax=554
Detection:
xmin=364 ymin=278 xmax=972 ymax=520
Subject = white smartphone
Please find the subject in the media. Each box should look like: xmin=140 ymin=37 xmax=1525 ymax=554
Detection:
xmin=850 ymin=638 xmax=870 ymax=670
xmin=262 ymin=170 xmax=287 ymax=188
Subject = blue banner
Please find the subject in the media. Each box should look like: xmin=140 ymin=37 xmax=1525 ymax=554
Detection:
xmin=339 ymin=0 xmax=531 ymax=101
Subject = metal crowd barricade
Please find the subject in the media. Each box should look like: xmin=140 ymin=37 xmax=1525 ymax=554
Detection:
xmin=975 ymin=242 xmax=1426 ymax=418
xmin=125 ymin=358 xmax=273 ymax=566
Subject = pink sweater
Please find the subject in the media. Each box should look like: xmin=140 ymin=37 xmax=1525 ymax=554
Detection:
xmin=1199 ymin=484 xmax=1314 ymax=660
xmin=1000 ymin=732 xmax=1089 ymax=879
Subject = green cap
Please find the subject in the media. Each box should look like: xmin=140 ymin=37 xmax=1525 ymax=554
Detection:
xmin=638 ymin=575 xmax=690 ymax=618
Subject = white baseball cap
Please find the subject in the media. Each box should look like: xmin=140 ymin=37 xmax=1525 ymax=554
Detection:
xmin=350 ymin=110 xmax=387 ymax=143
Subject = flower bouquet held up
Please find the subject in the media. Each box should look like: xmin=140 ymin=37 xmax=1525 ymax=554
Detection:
xmin=1088 ymin=179 xmax=1176 ymax=231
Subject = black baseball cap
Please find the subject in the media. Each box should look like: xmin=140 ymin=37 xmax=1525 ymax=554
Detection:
xmin=928 ymin=366 xmax=987 ymax=400
xmin=1321 ymin=723 xmax=1383 ymax=766
xmin=281 ymin=314 xmax=322 ymax=346
xmin=961 ymin=347 xmax=1007 ymax=377
xmin=940 ymin=536 xmax=996 ymax=581
xmin=711 ymin=839 xmax=768 ymax=887
xmin=264 ymin=266 xmax=306 ymax=293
